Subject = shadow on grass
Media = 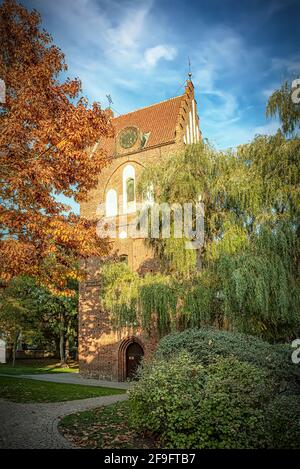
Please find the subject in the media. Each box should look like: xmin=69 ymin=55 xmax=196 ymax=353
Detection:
xmin=0 ymin=359 xmax=79 ymax=375
xmin=0 ymin=375 xmax=125 ymax=403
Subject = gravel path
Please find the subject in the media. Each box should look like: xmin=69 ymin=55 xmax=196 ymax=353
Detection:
xmin=0 ymin=393 xmax=128 ymax=449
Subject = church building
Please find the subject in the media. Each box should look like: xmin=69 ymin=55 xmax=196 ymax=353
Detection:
xmin=79 ymin=79 xmax=201 ymax=381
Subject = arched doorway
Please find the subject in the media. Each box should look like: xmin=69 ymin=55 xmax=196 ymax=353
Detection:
xmin=126 ymin=342 xmax=144 ymax=379
xmin=118 ymin=337 xmax=144 ymax=381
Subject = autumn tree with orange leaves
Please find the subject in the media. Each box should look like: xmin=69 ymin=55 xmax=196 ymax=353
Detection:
xmin=0 ymin=0 xmax=113 ymax=294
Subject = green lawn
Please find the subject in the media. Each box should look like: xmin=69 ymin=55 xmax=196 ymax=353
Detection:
xmin=0 ymin=376 xmax=126 ymax=403
xmin=0 ymin=359 xmax=79 ymax=375
xmin=59 ymin=401 xmax=158 ymax=449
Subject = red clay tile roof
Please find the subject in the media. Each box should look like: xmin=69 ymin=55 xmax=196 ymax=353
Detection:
xmin=101 ymin=95 xmax=184 ymax=154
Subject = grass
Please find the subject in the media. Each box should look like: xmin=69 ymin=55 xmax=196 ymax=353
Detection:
xmin=0 ymin=375 xmax=126 ymax=403
xmin=0 ymin=359 xmax=79 ymax=375
xmin=59 ymin=401 xmax=158 ymax=449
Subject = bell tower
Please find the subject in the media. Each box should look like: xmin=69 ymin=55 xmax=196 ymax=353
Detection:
xmin=79 ymin=79 xmax=202 ymax=380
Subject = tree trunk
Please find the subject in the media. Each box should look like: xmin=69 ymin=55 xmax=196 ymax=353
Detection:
xmin=12 ymin=343 xmax=16 ymax=367
xmin=12 ymin=331 xmax=20 ymax=367
xmin=59 ymin=313 xmax=66 ymax=367
xmin=65 ymin=336 xmax=69 ymax=362
xmin=54 ymin=337 xmax=60 ymax=359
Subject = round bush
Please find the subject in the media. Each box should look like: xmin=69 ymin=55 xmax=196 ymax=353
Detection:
xmin=156 ymin=327 xmax=300 ymax=392
xmin=129 ymin=352 xmax=276 ymax=449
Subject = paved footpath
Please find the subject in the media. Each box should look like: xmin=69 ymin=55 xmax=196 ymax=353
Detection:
xmin=0 ymin=393 xmax=128 ymax=449
xmin=0 ymin=372 xmax=131 ymax=389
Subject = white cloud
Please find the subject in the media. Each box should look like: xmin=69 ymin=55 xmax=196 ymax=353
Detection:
xmin=192 ymin=28 xmax=247 ymax=133
xmin=142 ymin=45 xmax=177 ymax=69
xmin=190 ymin=25 xmax=282 ymax=148
xmin=202 ymin=114 xmax=280 ymax=150
xmin=253 ymin=120 xmax=280 ymax=136
xmin=106 ymin=2 xmax=152 ymax=59
xmin=28 ymin=0 xmax=181 ymax=116
xmin=28 ymin=0 xmax=291 ymax=149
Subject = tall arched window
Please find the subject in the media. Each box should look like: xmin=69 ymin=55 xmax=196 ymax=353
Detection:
xmin=105 ymin=188 xmax=118 ymax=217
xmin=126 ymin=177 xmax=135 ymax=203
xmin=123 ymin=165 xmax=135 ymax=213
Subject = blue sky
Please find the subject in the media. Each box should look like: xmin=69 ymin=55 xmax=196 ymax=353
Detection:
xmin=20 ymin=0 xmax=300 ymax=212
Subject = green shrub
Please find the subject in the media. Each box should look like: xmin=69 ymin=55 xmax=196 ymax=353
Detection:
xmin=156 ymin=327 xmax=300 ymax=392
xmin=129 ymin=352 xmax=276 ymax=449
xmin=129 ymin=352 xmax=204 ymax=445
xmin=266 ymin=395 xmax=300 ymax=448
xmin=195 ymin=357 xmax=275 ymax=449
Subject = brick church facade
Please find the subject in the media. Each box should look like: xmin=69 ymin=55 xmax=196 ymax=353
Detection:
xmin=79 ymin=79 xmax=201 ymax=381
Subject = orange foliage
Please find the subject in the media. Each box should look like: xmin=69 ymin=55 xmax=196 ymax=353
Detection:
xmin=0 ymin=0 xmax=113 ymax=292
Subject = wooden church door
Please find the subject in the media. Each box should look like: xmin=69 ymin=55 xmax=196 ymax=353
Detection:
xmin=126 ymin=342 xmax=144 ymax=379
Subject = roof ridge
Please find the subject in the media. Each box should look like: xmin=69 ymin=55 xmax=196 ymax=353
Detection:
xmin=113 ymin=94 xmax=184 ymax=120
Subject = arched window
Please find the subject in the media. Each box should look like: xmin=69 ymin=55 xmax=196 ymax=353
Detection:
xmin=123 ymin=165 xmax=136 ymax=213
xmin=119 ymin=254 xmax=128 ymax=264
xmin=126 ymin=177 xmax=135 ymax=203
xmin=105 ymin=188 xmax=118 ymax=217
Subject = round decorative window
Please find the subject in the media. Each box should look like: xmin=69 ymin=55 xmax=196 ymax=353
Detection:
xmin=118 ymin=126 xmax=139 ymax=149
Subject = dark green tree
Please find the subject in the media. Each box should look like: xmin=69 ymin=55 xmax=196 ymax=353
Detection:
xmin=0 ymin=277 xmax=38 ymax=365
xmin=0 ymin=276 xmax=78 ymax=365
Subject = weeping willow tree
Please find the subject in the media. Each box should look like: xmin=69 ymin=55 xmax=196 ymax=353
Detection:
xmin=101 ymin=263 xmax=178 ymax=337
xmin=266 ymin=80 xmax=300 ymax=136
xmin=217 ymin=224 xmax=300 ymax=340
xmin=101 ymin=86 xmax=300 ymax=341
